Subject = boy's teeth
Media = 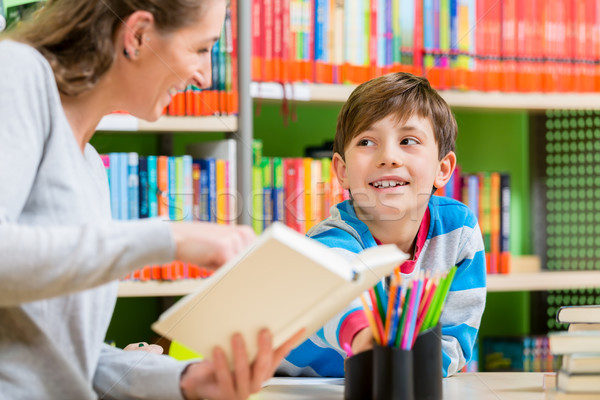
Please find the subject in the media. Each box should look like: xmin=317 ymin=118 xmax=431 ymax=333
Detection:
xmin=373 ymin=180 xmax=406 ymax=188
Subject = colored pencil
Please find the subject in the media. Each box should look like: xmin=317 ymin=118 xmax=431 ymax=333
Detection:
xmin=360 ymin=293 xmax=382 ymax=345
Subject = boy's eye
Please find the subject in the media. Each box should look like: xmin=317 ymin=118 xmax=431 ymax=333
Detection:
xmin=357 ymin=138 xmax=375 ymax=146
xmin=401 ymin=138 xmax=419 ymax=145
xmin=198 ymin=48 xmax=210 ymax=54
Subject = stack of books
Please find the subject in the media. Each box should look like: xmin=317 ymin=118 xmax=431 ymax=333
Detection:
xmin=547 ymin=305 xmax=600 ymax=399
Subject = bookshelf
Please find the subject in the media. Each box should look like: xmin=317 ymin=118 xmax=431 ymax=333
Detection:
xmin=96 ymin=114 xmax=238 ymax=132
xmin=251 ymin=82 xmax=600 ymax=110
xmin=118 ymin=271 xmax=600 ymax=297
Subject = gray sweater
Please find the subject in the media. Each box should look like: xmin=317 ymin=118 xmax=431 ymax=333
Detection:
xmin=0 ymin=40 xmax=187 ymax=399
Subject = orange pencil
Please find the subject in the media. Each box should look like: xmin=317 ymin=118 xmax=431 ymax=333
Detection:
xmin=360 ymin=293 xmax=381 ymax=345
xmin=383 ymin=276 xmax=398 ymax=344
xmin=368 ymin=288 xmax=386 ymax=345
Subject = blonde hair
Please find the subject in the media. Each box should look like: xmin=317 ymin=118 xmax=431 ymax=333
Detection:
xmin=4 ymin=0 xmax=210 ymax=96
xmin=334 ymin=72 xmax=458 ymax=161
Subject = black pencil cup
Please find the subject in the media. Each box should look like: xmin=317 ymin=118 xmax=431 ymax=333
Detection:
xmin=372 ymin=344 xmax=414 ymax=400
xmin=412 ymin=323 xmax=443 ymax=400
xmin=344 ymin=349 xmax=373 ymax=400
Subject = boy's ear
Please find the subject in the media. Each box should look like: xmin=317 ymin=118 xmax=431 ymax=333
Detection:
xmin=332 ymin=153 xmax=350 ymax=190
xmin=434 ymin=151 xmax=457 ymax=189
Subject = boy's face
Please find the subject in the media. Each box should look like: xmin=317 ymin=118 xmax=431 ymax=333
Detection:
xmin=333 ymin=114 xmax=456 ymax=222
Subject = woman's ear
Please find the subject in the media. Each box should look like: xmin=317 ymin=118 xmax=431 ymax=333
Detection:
xmin=434 ymin=151 xmax=457 ymax=189
xmin=332 ymin=152 xmax=350 ymax=190
xmin=121 ymin=10 xmax=154 ymax=59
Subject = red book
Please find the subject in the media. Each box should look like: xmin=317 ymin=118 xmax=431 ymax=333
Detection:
xmin=486 ymin=0 xmax=502 ymax=92
xmin=263 ymin=0 xmax=274 ymax=81
xmin=273 ymin=0 xmax=283 ymax=81
xmin=283 ymin=158 xmax=306 ymax=234
xmin=413 ymin=0 xmax=424 ymax=76
xmin=230 ymin=0 xmax=239 ymax=114
xmin=281 ymin=0 xmax=291 ymax=82
xmin=252 ymin=0 xmax=264 ymax=81
xmin=501 ymin=0 xmax=517 ymax=92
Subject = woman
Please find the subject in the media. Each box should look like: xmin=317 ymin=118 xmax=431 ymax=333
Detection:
xmin=0 ymin=0 xmax=302 ymax=399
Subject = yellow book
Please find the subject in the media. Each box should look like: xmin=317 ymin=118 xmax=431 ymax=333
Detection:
xmin=216 ymin=159 xmax=227 ymax=224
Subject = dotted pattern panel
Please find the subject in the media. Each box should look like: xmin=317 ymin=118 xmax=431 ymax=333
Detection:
xmin=543 ymin=110 xmax=600 ymax=331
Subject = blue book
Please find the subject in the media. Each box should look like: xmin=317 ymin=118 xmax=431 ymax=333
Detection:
xmin=127 ymin=152 xmax=139 ymax=220
xmin=108 ymin=153 xmax=120 ymax=219
xmin=168 ymin=156 xmax=177 ymax=221
xmin=467 ymin=174 xmax=479 ymax=217
xmin=119 ymin=153 xmax=129 ymax=220
xmin=147 ymin=155 xmax=158 ymax=218
xmin=138 ymin=156 xmax=149 ymax=218
xmin=271 ymin=157 xmax=284 ymax=223
xmin=197 ymin=160 xmax=209 ymax=222
xmin=314 ymin=0 xmax=325 ymax=63
xmin=182 ymin=155 xmax=193 ymax=221
xmin=199 ymin=158 xmax=216 ymax=222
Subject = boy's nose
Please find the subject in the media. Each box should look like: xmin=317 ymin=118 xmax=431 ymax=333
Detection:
xmin=377 ymin=147 xmax=403 ymax=167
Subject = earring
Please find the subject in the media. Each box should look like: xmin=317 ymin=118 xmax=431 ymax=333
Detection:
xmin=123 ymin=48 xmax=130 ymax=59
xmin=134 ymin=49 xmax=139 ymax=57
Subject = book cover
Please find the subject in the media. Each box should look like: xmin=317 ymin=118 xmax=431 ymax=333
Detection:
xmin=548 ymin=330 xmax=600 ymax=354
xmin=157 ymin=155 xmax=169 ymax=219
xmin=557 ymin=369 xmax=600 ymax=393
xmin=562 ymin=354 xmax=600 ymax=374
xmin=556 ymin=305 xmax=600 ymax=324
xmin=152 ymin=222 xmax=409 ymax=366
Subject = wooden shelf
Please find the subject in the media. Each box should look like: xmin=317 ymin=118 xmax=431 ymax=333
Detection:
xmin=118 ymin=280 xmax=204 ymax=297
xmin=96 ymin=114 xmax=238 ymax=132
xmin=251 ymin=82 xmax=600 ymax=110
xmin=487 ymin=270 xmax=600 ymax=292
xmin=118 ymin=271 xmax=600 ymax=297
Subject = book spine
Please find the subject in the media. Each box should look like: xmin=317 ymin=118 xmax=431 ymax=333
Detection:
xmin=157 ymin=156 xmax=169 ymax=218
xmin=147 ymin=156 xmax=158 ymax=218
xmin=303 ymin=157 xmax=313 ymax=231
xmin=109 ymin=153 xmax=120 ymax=219
xmin=499 ymin=173 xmax=511 ymax=274
xmin=216 ymin=159 xmax=227 ymax=224
xmin=138 ymin=155 xmax=149 ymax=219
xmin=262 ymin=157 xmax=274 ymax=230
xmin=119 ymin=152 xmax=128 ymax=220
xmin=128 ymin=152 xmax=139 ymax=220
xmin=489 ymin=172 xmax=500 ymax=275
xmin=192 ymin=162 xmax=201 ymax=221
xmin=252 ymin=163 xmax=264 ymax=234
xmin=170 ymin=156 xmax=179 ymax=221
xmin=272 ymin=157 xmax=285 ymax=223
xmin=183 ymin=155 xmax=193 ymax=221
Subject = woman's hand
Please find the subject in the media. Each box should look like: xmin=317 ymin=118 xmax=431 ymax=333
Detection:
xmin=179 ymin=328 xmax=305 ymax=400
xmin=123 ymin=342 xmax=164 ymax=355
xmin=171 ymin=222 xmax=256 ymax=269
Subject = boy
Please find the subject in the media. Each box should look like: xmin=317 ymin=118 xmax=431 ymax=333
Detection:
xmin=278 ymin=72 xmax=486 ymax=377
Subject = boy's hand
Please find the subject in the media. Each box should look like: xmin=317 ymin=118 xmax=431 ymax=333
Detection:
xmin=351 ymin=327 xmax=374 ymax=355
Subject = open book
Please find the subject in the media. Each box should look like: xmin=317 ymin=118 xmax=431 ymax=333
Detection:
xmin=152 ymin=222 xmax=408 ymax=364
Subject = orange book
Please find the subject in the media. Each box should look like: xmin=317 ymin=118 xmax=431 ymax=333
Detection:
xmin=185 ymin=86 xmax=194 ymax=116
xmin=263 ymin=0 xmax=275 ymax=81
xmin=157 ymin=156 xmax=169 ymax=218
xmin=501 ymin=0 xmax=517 ymax=92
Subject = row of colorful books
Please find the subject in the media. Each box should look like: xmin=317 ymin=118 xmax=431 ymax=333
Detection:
xmin=100 ymin=153 xmax=234 ymax=224
xmin=164 ymin=0 xmax=238 ymax=116
xmin=436 ymin=168 xmax=512 ymax=274
xmin=548 ymin=305 xmax=600 ymax=397
xmin=483 ymin=335 xmax=559 ymax=373
xmin=252 ymin=0 xmax=600 ymax=93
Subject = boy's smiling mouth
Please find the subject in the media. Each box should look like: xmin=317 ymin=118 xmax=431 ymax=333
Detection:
xmin=369 ymin=179 xmax=408 ymax=188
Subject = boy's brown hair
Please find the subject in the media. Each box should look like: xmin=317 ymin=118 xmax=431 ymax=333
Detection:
xmin=334 ymin=72 xmax=457 ymax=161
